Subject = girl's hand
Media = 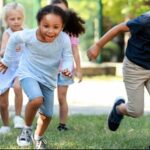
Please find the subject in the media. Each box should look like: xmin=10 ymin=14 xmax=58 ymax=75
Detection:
xmin=16 ymin=45 xmax=21 ymax=52
xmin=87 ymin=43 xmax=100 ymax=61
xmin=0 ymin=61 xmax=8 ymax=74
xmin=75 ymin=69 xmax=82 ymax=83
xmin=61 ymin=69 xmax=72 ymax=78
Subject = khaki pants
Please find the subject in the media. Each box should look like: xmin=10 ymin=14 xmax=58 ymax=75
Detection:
xmin=123 ymin=57 xmax=150 ymax=117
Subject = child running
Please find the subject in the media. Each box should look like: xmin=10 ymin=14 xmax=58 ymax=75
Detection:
xmin=87 ymin=12 xmax=150 ymax=132
xmin=51 ymin=0 xmax=85 ymax=131
xmin=0 ymin=2 xmax=25 ymax=134
xmin=0 ymin=5 xmax=73 ymax=149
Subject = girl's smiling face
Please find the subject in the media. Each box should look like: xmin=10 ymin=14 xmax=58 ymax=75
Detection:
xmin=37 ymin=13 xmax=64 ymax=43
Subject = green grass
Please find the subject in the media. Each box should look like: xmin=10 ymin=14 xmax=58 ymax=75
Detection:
xmin=0 ymin=115 xmax=150 ymax=149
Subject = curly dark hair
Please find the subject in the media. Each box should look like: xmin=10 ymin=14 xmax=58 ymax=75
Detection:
xmin=51 ymin=0 xmax=68 ymax=8
xmin=63 ymin=10 xmax=85 ymax=37
xmin=51 ymin=0 xmax=85 ymax=37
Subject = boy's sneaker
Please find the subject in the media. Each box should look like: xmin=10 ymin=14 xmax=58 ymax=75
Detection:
xmin=0 ymin=126 xmax=11 ymax=134
xmin=13 ymin=116 xmax=25 ymax=129
xmin=17 ymin=127 xmax=32 ymax=147
xmin=32 ymin=135 xmax=47 ymax=149
xmin=57 ymin=123 xmax=68 ymax=131
xmin=108 ymin=98 xmax=125 ymax=131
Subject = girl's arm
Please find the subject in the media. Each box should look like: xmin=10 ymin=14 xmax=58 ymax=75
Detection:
xmin=60 ymin=34 xmax=74 ymax=77
xmin=87 ymin=22 xmax=130 ymax=61
xmin=1 ymin=31 xmax=23 ymax=69
xmin=72 ymin=45 xmax=82 ymax=82
xmin=0 ymin=32 xmax=10 ymax=57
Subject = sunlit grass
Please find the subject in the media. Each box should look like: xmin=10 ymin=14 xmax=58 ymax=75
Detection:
xmin=0 ymin=115 xmax=150 ymax=149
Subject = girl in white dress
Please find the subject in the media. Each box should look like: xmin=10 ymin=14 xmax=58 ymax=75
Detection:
xmin=0 ymin=2 xmax=25 ymax=134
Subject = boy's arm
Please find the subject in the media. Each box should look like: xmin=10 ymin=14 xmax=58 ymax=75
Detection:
xmin=87 ymin=22 xmax=130 ymax=61
xmin=0 ymin=32 xmax=10 ymax=57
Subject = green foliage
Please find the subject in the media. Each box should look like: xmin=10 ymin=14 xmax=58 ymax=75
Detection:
xmin=103 ymin=0 xmax=150 ymax=23
xmin=68 ymin=0 xmax=150 ymax=62
xmin=69 ymin=0 xmax=99 ymax=20
xmin=2 ymin=0 xmax=150 ymax=62
xmin=97 ymin=41 xmax=121 ymax=63
xmin=68 ymin=0 xmax=101 ymax=57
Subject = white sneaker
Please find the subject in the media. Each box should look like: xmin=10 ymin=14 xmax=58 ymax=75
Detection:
xmin=0 ymin=126 xmax=11 ymax=134
xmin=17 ymin=128 xmax=32 ymax=147
xmin=13 ymin=116 xmax=25 ymax=129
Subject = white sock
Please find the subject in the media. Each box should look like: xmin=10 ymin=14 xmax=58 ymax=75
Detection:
xmin=34 ymin=134 xmax=43 ymax=141
xmin=24 ymin=125 xmax=32 ymax=129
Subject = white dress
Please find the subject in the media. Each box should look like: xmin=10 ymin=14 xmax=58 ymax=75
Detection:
xmin=0 ymin=28 xmax=23 ymax=95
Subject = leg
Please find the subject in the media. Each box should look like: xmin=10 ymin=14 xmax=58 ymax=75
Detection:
xmin=25 ymin=97 xmax=43 ymax=126
xmin=57 ymin=85 xmax=68 ymax=125
xmin=0 ymin=89 xmax=9 ymax=126
xmin=0 ymin=89 xmax=11 ymax=134
xmin=56 ymin=73 xmax=74 ymax=131
xmin=35 ymin=113 xmax=51 ymax=136
xmin=108 ymin=57 xmax=146 ymax=131
xmin=33 ymin=114 xmax=51 ymax=149
xmin=17 ymin=96 xmax=43 ymax=147
xmin=119 ymin=58 xmax=146 ymax=117
xmin=13 ymin=77 xmax=24 ymax=128
xmin=34 ymin=84 xmax=54 ymax=149
xmin=17 ymin=78 xmax=44 ymax=147
xmin=13 ymin=77 xmax=23 ymax=116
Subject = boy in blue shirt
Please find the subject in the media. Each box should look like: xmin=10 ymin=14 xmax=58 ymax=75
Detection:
xmin=87 ymin=12 xmax=150 ymax=131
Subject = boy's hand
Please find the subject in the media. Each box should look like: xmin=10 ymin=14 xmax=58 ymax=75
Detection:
xmin=0 ymin=61 xmax=8 ymax=74
xmin=87 ymin=44 xmax=100 ymax=61
xmin=61 ymin=69 xmax=72 ymax=78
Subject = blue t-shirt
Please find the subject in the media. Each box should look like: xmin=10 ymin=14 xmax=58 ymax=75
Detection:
xmin=2 ymin=29 xmax=73 ymax=90
xmin=126 ymin=11 xmax=150 ymax=69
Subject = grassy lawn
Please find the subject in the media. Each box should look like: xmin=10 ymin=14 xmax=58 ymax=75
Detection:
xmin=0 ymin=114 xmax=150 ymax=149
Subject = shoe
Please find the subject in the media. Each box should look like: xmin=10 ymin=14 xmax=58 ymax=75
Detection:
xmin=57 ymin=123 xmax=68 ymax=131
xmin=108 ymin=98 xmax=125 ymax=131
xmin=13 ymin=116 xmax=25 ymax=129
xmin=0 ymin=126 xmax=11 ymax=134
xmin=32 ymin=135 xmax=47 ymax=149
xmin=17 ymin=127 xmax=32 ymax=147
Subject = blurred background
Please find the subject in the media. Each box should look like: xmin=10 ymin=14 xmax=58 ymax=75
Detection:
xmin=0 ymin=0 xmax=150 ymax=76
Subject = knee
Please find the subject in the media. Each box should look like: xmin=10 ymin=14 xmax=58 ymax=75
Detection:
xmin=30 ymin=97 xmax=43 ymax=109
xmin=40 ymin=113 xmax=51 ymax=120
xmin=38 ymin=113 xmax=52 ymax=125
xmin=58 ymin=96 xmax=66 ymax=105
xmin=128 ymin=109 xmax=144 ymax=118
xmin=13 ymin=83 xmax=22 ymax=93
xmin=0 ymin=101 xmax=8 ymax=109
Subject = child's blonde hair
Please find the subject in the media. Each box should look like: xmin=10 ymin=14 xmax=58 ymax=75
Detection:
xmin=2 ymin=2 xmax=25 ymax=27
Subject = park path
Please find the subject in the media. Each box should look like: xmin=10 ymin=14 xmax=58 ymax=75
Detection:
xmin=9 ymin=79 xmax=150 ymax=116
